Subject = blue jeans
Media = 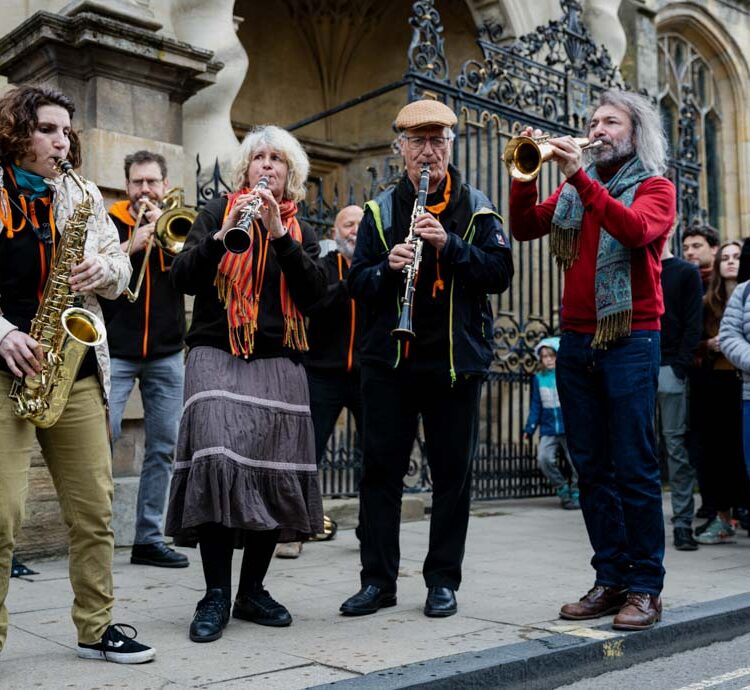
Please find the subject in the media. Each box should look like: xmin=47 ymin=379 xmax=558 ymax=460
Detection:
xmin=109 ymin=352 xmax=184 ymax=545
xmin=556 ymin=331 xmax=665 ymax=595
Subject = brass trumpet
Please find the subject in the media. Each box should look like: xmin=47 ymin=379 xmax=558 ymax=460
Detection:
xmin=123 ymin=188 xmax=196 ymax=302
xmin=503 ymin=135 xmax=602 ymax=182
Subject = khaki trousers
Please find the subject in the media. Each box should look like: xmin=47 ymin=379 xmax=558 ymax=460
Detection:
xmin=0 ymin=373 xmax=114 ymax=649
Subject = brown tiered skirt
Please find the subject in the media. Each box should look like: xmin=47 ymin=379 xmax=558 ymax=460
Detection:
xmin=165 ymin=346 xmax=324 ymax=546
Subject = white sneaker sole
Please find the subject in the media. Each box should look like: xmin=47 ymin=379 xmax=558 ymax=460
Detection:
xmin=77 ymin=647 xmax=156 ymax=664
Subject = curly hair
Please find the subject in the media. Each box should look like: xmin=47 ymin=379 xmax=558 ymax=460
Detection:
xmin=231 ymin=125 xmax=309 ymax=202
xmin=0 ymin=84 xmax=81 ymax=168
xmin=704 ymin=240 xmax=742 ymax=336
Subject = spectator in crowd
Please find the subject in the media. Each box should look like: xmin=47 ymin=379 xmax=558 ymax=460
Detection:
xmin=523 ymin=336 xmax=579 ymax=510
xmin=682 ymin=223 xmax=719 ymax=292
xmin=719 ymin=263 xmax=750 ymax=538
xmin=657 ymin=226 xmax=702 ymax=550
xmin=682 ymin=222 xmax=720 ymax=523
xmin=693 ymin=241 xmax=750 ymax=544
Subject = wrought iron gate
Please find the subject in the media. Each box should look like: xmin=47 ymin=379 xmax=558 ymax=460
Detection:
xmin=197 ymin=0 xmax=703 ymax=500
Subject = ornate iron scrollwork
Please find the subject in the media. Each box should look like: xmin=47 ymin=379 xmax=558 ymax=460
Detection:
xmin=456 ymin=0 xmax=622 ymax=128
xmin=195 ymin=155 xmax=231 ymax=208
xmin=492 ymin=313 xmax=553 ymax=375
xmin=406 ymin=0 xmax=448 ymax=81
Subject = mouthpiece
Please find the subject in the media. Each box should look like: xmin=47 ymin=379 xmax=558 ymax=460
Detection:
xmin=55 ymin=159 xmax=73 ymax=174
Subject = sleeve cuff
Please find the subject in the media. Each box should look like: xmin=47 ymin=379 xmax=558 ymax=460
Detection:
xmin=0 ymin=317 xmax=19 ymax=344
xmin=270 ymin=232 xmax=295 ymax=255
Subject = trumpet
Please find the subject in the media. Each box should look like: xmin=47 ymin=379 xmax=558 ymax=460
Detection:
xmin=123 ymin=187 xmax=196 ymax=302
xmin=223 ymin=176 xmax=269 ymax=254
xmin=503 ymin=134 xmax=602 ymax=182
xmin=391 ymin=164 xmax=431 ymax=342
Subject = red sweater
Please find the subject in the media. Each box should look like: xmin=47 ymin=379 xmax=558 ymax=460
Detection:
xmin=509 ymin=168 xmax=676 ymax=333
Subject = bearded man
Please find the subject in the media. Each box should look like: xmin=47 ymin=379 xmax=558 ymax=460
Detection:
xmin=510 ymin=90 xmax=676 ymax=630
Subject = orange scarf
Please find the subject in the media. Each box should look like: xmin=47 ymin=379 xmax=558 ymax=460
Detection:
xmin=215 ymin=191 xmax=308 ymax=357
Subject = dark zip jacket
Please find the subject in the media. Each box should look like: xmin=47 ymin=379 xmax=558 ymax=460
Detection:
xmin=170 ymin=196 xmax=326 ymax=361
xmin=348 ymin=166 xmax=513 ymax=381
xmin=305 ymin=250 xmax=360 ymax=372
xmin=100 ymin=201 xmax=186 ymax=360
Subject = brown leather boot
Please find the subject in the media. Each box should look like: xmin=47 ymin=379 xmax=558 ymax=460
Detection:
xmin=612 ymin=592 xmax=662 ymax=630
xmin=559 ymin=585 xmax=628 ymax=620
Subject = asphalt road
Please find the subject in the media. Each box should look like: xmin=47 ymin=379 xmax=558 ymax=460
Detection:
xmin=557 ymin=631 xmax=750 ymax=690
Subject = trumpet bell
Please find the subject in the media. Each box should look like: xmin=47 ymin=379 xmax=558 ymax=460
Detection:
xmin=503 ymin=136 xmax=552 ymax=183
xmin=155 ymin=207 xmax=196 ymax=255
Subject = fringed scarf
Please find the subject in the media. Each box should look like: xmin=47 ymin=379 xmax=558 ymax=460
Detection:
xmin=551 ymin=157 xmax=652 ymax=348
xmin=215 ymin=191 xmax=308 ymax=358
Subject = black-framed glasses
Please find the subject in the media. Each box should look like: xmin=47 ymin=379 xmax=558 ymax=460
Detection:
xmin=402 ymin=136 xmax=451 ymax=151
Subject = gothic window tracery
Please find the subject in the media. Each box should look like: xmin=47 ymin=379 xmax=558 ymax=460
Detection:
xmin=658 ymin=33 xmax=721 ymax=228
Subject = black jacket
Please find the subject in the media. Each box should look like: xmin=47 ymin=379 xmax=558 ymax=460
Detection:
xmin=349 ymin=166 xmax=513 ymax=381
xmin=100 ymin=201 xmax=186 ymax=360
xmin=659 ymin=256 xmax=702 ymax=378
xmin=170 ymin=196 xmax=326 ymax=360
xmin=305 ymin=250 xmax=361 ymax=372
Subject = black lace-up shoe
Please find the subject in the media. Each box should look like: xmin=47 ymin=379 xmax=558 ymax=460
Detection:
xmin=674 ymin=527 xmax=699 ymax=551
xmin=339 ymin=585 xmax=397 ymax=616
xmin=77 ymin=623 xmax=155 ymax=664
xmin=233 ymin=588 xmax=292 ymax=627
xmin=189 ymin=589 xmax=230 ymax=642
xmin=424 ymin=586 xmax=457 ymax=617
xmin=131 ymin=542 xmax=189 ymax=568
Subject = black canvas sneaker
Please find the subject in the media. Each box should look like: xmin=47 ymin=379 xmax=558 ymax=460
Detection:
xmin=77 ymin=624 xmax=155 ymax=664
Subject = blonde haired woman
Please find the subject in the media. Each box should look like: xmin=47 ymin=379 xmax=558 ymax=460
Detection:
xmin=166 ymin=125 xmax=326 ymax=642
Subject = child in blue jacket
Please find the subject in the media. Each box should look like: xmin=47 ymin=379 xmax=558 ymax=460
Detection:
xmin=523 ymin=337 xmax=579 ymax=509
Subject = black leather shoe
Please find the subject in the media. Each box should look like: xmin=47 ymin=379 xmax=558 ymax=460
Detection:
xmin=189 ymin=589 xmax=229 ymax=643
xmin=674 ymin=527 xmax=699 ymax=551
xmin=339 ymin=585 xmax=397 ymax=616
xmin=232 ymin=588 xmax=292 ymax=627
xmin=131 ymin=542 xmax=189 ymax=568
xmin=424 ymin=586 xmax=457 ymax=617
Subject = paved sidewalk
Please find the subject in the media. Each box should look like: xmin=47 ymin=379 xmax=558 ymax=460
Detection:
xmin=2 ymin=496 xmax=750 ymax=689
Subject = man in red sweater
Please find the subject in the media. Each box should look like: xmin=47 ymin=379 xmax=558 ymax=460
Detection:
xmin=510 ymin=90 xmax=675 ymax=630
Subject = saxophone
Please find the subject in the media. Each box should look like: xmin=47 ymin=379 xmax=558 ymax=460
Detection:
xmin=391 ymin=164 xmax=431 ymax=341
xmin=9 ymin=160 xmax=107 ymax=428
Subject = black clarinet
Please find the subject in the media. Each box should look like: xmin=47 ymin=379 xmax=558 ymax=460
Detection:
xmin=392 ymin=164 xmax=431 ymax=341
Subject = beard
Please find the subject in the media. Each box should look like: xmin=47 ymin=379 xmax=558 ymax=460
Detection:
xmin=590 ymin=136 xmax=635 ymax=169
xmin=336 ymin=235 xmax=356 ymax=260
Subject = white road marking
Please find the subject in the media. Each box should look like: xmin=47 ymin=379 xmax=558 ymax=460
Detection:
xmin=674 ymin=668 xmax=750 ymax=690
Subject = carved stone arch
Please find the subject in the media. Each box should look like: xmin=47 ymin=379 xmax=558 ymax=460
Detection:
xmin=462 ymin=0 xmax=560 ymax=39
xmin=656 ymin=2 xmax=750 ymax=239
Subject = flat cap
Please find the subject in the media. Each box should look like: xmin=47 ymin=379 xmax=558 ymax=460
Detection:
xmin=394 ymin=99 xmax=457 ymax=130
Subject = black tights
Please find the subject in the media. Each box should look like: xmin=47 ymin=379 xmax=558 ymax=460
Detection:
xmin=198 ymin=523 xmax=279 ymax=600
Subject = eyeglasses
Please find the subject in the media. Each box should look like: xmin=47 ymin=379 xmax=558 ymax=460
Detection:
xmin=128 ymin=178 xmax=163 ymax=187
xmin=402 ymin=136 xmax=451 ymax=151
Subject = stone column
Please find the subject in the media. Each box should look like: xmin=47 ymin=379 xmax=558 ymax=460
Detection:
xmin=584 ymin=0 xmax=627 ymax=67
xmin=0 ymin=5 xmax=221 ymax=196
xmin=618 ymin=0 xmax=658 ymax=93
xmin=171 ymin=0 xmax=249 ymax=198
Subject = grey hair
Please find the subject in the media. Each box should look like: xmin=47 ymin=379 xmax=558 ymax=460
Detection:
xmin=590 ymin=90 xmax=669 ymax=176
xmin=231 ymin=125 xmax=309 ymax=202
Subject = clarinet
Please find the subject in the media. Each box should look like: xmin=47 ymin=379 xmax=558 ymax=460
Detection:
xmin=392 ymin=164 xmax=431 ymax=341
